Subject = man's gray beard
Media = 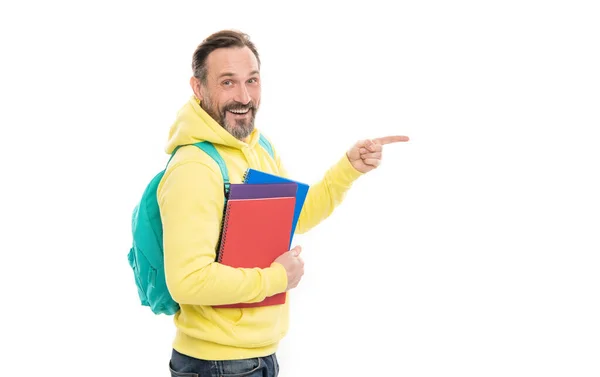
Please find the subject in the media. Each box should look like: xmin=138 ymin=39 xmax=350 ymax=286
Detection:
xmin=225 ymin=117 xmax=255 ymax=140
xmin=201 ymin=96 xmax=256 ymax=141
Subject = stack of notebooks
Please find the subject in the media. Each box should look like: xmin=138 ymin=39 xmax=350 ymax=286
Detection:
xmin=214 ymin=168 xmax=309 ymax=309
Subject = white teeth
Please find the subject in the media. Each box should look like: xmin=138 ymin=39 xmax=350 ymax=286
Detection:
xmin=229 ymin=108 xmax=249 ymax=114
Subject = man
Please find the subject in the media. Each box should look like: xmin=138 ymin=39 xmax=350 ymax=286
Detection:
xmin=159 ymin=29 xmax=409 ymax=377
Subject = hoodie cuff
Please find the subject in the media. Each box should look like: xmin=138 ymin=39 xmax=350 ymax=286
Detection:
xmin=327 ymin=153 xmax=365 ymax=188
xmin=266 ymin=262 xmax=288 ymax=296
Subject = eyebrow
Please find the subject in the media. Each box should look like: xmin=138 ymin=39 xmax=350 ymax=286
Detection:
xmin=218 ymin=70 xmax=260 ymax=79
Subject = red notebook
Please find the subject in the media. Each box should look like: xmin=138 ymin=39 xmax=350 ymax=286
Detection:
xmin=215 ymin=196 xmax=296 ymax=309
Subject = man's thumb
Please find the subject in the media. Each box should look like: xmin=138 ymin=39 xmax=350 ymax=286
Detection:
xmin=291 ymin=245 xmax=302 ymax=257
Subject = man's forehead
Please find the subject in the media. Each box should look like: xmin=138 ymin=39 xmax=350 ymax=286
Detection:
xmin=206 ymin=47 xmax=259 ymax=77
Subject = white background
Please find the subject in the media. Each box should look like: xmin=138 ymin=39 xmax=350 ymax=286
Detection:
xmin=1 ymin=0 xmax=599 ymax=376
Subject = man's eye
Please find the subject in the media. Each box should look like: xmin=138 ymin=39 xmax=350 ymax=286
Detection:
xmin=248 ymin=78 xmax=257 ymax=84
xmin=223 ymin=80 xmax=233 ymax=86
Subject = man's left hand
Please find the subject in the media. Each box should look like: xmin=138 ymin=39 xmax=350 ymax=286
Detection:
xmin=347 ymin=135 xmax=410 ymax=174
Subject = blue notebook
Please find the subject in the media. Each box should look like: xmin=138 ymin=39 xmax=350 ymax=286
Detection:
xmin=243 ymin=168 xmax=309 ymax=247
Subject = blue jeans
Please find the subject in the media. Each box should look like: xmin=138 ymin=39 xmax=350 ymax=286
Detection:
xmin=169 ymin=349 xmax=280 ymax=377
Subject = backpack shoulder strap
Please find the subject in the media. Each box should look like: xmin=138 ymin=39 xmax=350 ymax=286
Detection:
xmin=258 ymin=133 xmax=275 ymax=159
xmin=193 ymin=141 xmax=230 ymax=193
xmin=166 ymin=142 xmax=230 ymax=192
xmin=168 ymin=139 xmax=273 ymax=191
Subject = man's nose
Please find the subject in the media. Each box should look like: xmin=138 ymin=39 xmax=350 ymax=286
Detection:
xmin=234 ymin=84 xmax=251 ymax=104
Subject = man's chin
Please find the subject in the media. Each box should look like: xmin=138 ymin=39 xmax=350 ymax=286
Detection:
xmin=224 ymin=122 xmax=254 ymax=140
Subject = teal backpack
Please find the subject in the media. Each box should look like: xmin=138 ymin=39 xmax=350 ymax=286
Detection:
xmin=128 ymin=135 xmax=275 ymax=315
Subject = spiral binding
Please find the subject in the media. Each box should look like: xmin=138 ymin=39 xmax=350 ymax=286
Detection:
xmin=216 ymin=201 xmax=233 ymax=263
xmin=242 ymin=168 xmax=252 ymax=183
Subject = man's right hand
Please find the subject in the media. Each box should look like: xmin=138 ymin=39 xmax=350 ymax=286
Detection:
xmin=273 ymin=246 xmax=304 ymax=291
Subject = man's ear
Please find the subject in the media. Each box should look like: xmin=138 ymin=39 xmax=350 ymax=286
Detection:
xmin=190 ymin=76 xmax=203 ymax=102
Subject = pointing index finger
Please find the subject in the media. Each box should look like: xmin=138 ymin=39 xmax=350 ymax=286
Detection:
xmin=372 ymin=135 xmax=410 ymax=145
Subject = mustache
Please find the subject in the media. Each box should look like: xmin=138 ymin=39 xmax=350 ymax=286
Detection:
xmin=223 ymin=101 xmax=256 ymax=112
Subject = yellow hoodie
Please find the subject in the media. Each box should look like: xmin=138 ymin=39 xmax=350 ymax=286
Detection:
xmin=157 ymin=96 xmax=363 ymax=360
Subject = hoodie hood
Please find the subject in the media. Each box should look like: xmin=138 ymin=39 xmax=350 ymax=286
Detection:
xmin=164 ymin=96 xmax=261 ymax=154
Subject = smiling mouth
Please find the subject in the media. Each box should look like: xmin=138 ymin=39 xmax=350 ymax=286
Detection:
xmin=228 ymin=108 xmax=251 ymax=115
